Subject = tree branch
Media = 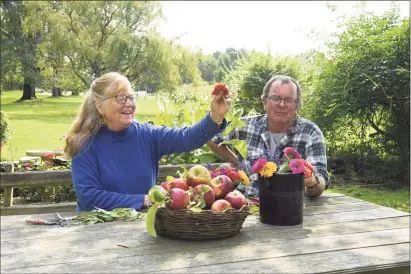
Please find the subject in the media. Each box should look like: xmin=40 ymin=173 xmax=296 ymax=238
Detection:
xmin=97 ymin=5 xmax=118 ymax=49
xmin=66 ymin=55 xmax=89 ymax=87
xmin=366 ymin=115 xmax=395 ymax=140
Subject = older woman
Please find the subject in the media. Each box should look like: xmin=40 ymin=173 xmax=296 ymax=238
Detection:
xmin=64 ymin=72 xmax=230 ymax=211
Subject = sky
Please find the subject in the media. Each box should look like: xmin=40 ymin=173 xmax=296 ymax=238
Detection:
xmin=157 ymin=1 xmax=409 ymax=55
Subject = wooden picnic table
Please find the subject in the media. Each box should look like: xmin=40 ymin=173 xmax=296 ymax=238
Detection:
xmin=1 ymin=193 xmax=409 ymax=273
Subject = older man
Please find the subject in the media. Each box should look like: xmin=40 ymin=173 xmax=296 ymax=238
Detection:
xmin=207 ymin=75 xmax=329 ymax=197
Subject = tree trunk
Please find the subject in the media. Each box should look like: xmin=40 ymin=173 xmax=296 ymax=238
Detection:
xmin=19 ymin=79 xmax=36 ymax=101
xmin=91 ymin=60 xmax=101 ymax=78
xmin=393 ymin=102 xmax=410 ymax=183
xmin=51 ymin=87 xmax=62 ymax=97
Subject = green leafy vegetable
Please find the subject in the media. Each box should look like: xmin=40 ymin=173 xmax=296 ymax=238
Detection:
xmin=72 ymin=208 xmax=143 ymax=224
xmin=145 ymin=204 xmax=158 ymax=237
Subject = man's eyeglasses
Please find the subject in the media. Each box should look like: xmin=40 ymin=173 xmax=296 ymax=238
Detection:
xmin=103 ymin=94 xmax=138 ymax=104
xmin=267 ymin=95 xmax=298 ymax=107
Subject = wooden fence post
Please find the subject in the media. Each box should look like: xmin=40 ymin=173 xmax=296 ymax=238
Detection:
xmin=3 ymin=187 xmax=13 ymax=207
xmin=3 ymin=162 xmax=14 ymax=207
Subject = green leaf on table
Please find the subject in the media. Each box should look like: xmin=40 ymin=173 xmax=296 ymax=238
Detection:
xmin=248 ymin=203 xmax=259 ymax=215
xmin=145 ymin=204 xmax=158 ymax=237
xmin=219 ymin=139 xmax=248 ymax=159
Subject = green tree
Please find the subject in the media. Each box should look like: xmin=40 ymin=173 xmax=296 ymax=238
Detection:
xmin=1 ymin=1 xmax=41 ymax=100
xmin=198 ymin=55 xmax=218 ymax=83
xmin=225 ymin=51 xmax=300 ymax=115
xmin=312 ymin=8 xmax=410 ymax=181
xmin=23 ymin=1 xmax=201 ymax=94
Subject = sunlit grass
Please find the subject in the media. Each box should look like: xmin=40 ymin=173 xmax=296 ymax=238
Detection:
xmin=0 ymin=89 xmax=182 ymax=160
xmin=326 ymin=185 xmax=410 ymax=213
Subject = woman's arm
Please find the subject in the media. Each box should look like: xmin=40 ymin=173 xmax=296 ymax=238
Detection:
xmin=151 ymin=112 xmax=227 ymax=158
xmin=72 ymin=144 xmax=147 ymax=211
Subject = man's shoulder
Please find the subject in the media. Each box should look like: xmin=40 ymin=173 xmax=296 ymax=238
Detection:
xmin=240 ymin=114 xmax=267 ymax=126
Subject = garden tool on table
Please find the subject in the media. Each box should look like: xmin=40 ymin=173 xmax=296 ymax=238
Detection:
xmin=26 ymin=212 xmax=73 ymax=227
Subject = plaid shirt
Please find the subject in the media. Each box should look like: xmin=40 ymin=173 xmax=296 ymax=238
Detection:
xmin=211 ymin=115 xmax=330 ymax=198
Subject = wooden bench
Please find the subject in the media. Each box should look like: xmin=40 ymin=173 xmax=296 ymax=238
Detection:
xmin=0 ymin=163 xmax=222 ymax=216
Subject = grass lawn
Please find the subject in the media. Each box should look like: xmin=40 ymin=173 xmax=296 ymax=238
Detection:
xmin=1 ymin=84 xmax=213 ymax=161
xmin=0 ymin=90 xmax=175 ymax=160
xmin=326 ymin=185 xmax=410 ymax=213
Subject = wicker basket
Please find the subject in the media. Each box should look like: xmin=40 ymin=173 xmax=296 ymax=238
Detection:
xmin=154 ymin=207 xmax=249 ymax=240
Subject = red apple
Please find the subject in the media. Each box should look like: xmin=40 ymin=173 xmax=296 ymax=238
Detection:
xmin=191 ymin=184 xmax=215 ymax=208
xmin=210 ymin=175 xmax=234 ymax=199
xmin=160 ymin=181 xmax=168 ymax=190
xmin=225 ymin=191 xmax=247 ymax=209
xmin=210 ymin=199 xmax=232 ymax=213
xmin=186 ymin=165 xmax=212 ymax=187
xmin=166 ymin=188 xmax=190 ymax=210
xmin=161 ymin=178 xmax=188 ymax=191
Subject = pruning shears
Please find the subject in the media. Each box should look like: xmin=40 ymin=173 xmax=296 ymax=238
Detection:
xmin=26 ymin=212 xmax=73 ymax=227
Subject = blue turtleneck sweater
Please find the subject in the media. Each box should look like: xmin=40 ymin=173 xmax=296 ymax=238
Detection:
xmin=71 ymin=112 xmax=226 ymax=212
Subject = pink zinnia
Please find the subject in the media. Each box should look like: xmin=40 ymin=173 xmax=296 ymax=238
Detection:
xmin=252 ymin=158 xmax=267 ymax=173
xmin=289 ymin=159 xmax=304 ymax=174
xmin=283 ymin=147 xmax=301 ymax=159
xmin=212 ymin=168 xmax=230 ymax=178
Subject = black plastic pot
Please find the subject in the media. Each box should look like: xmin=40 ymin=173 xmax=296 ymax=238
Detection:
xmin=258 ymin=173 xmax=304 ymax=226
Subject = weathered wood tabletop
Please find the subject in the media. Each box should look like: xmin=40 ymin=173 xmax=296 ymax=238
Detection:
xmin=1 ymin=193 xmax=409 ymax=274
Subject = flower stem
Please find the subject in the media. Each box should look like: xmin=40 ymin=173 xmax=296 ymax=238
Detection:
xmin=220 ymin=91 xmax=233 ymax=118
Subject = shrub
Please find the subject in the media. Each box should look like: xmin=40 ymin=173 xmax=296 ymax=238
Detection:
xmin=0 ymin=111 xmax=12 ymax=144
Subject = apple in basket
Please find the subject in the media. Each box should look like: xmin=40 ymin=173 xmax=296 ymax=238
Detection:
xmin=161 ymin=178 xmax=188 ymax=191
xmin=225 ymin=191 xmax=247 ymax=209
xmin=210 ymin=199 xmax=232 ymax=213
xmin=210 ymin=175 xmax=234 ymax=199
xmin=166 ymin=188 xmax=190 ymax=210
xmin=186 ymin=164 xmax=212 ymax=187
xmin=190 ymin=184 xmax=216 ymax=208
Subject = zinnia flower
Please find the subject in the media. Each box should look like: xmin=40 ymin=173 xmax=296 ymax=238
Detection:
xmin=252 ymin=158 xmax=267 ymax=173
xmin=43 ymin=152 xmax=55 ymax=159
xmin=212 ymin=168 xmax=230 ymax=178
xmin=227 ymin=170 xmax=241 ymax=182
xmin=302 ymin=160 xmax=314 ymax=178
xmin=259 ymin=162 xmax=277 ymax=178
xmin=211 ymin=84 xmax=230 ymax=96
xmin=237 ymin=170 xmax=250 ymax=186
xmin=289 ymin=159 xmax=304 ymax=174
xmin=283 ymin=147 xmax=301 ymax=159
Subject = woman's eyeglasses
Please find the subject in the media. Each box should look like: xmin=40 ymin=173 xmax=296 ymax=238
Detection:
xmin=103 ymin=94 xmax=138 ymax=104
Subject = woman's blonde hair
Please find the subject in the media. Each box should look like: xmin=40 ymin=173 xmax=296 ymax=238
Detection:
xmin=64 ymin=72 xmax=130 ymax=158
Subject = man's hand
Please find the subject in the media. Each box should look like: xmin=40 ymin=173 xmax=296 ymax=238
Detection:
xmin=304 ymin=175 xmax=326 ymax=197
xmin=304 ymin=174 xmax=317 ymax=188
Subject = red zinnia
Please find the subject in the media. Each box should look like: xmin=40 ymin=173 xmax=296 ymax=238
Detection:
xmin=302 ymin=160 xmax=314 ymax=178
xmin=211 ymin=84 xmax=230 ymax=96
xmin=227 ymin=170 xmax=241 ymax=182
xmin=43 ymin=153 xmax=55 ymax=159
